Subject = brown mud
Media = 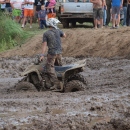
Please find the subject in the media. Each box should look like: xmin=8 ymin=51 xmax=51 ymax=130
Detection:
xmin=0 ymin=28 xmax=130 ymax=130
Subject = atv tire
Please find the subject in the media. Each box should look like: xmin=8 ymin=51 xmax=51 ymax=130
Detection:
xmin=15 ymin=81 xmax=37 ymax=92
xmin=69 ymin=74 xmax=88 ymax=85
xmin=65 ymin=80 xmax=85 ymax=92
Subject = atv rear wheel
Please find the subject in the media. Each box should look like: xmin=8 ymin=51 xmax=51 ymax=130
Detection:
xmin=15 ymin=82 xmax=37 ymax=92
xmin=65 ymin=80 xmax=85 ymax=92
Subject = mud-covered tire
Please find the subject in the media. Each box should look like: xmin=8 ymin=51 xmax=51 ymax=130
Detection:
xmin=62 ymin=19 xmax=69 ymax=28
xmin=15 ymin=82 xmax=37 ymax=92
xmin=69 ymin=74 xmax=88 ymax=85
xmin=65 ymin=80 xmax=85 ymax=92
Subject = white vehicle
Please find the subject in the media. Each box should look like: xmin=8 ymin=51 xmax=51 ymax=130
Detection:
xmin=57 ymin=0 xmax=94 ymax=28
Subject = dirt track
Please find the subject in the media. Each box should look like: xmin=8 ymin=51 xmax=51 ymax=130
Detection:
xmin=0 ymin=28 xmax=130 ymax=130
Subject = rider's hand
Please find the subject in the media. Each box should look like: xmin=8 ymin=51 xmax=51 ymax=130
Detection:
xmin=40 ymin=56 xmax=44 ymax=61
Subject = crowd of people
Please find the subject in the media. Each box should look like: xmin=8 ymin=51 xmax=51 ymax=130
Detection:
xmin=1 ymin=0 xmax=130 ymax=29
xmin=0 ymin=0 xmax=56 ymax=29
xmin=90 ymin=0 xmax=130 ymax=29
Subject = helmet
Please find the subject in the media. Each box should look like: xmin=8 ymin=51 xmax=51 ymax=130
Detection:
xmin=46 ymin=18 xmax=60 ymax=29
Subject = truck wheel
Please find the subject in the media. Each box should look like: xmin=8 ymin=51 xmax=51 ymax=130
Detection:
xmin=65 ymin=80 xmax=85 ymax=92
xmin=62 ymin=19 xmax=69 ymax=28
xmin=15 ymin=82 xmax=37 ymax=92
xmin=71 ymin=21 xmax=76 ymax=27
xmin=68 ymin=74 xmax=88 ymax=85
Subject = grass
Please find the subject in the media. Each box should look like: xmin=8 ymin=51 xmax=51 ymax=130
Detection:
xmin=0 ymin=11 xmax=47 ymax=52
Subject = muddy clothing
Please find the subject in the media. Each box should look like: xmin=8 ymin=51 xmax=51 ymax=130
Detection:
xmin=43 ymin=28 xmax=64 ymax=87
xmin=43 ymin=29 xmax=64 ymax=55
xmin=46 ymin=54 xmax=62 ymax=87
xmin=93 ymin=8 xmax=103 ymax=18
xmin=91 ymin=0 xmax=104 ymax=19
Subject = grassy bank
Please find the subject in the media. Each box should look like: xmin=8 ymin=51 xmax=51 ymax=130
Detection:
xmin=0 ymin=11 xmax=45 ymax=52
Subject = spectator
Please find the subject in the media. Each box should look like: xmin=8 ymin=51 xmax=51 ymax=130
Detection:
xmin=22 ymin=0 xmax=34 ymax=28
xmin=106 ymin=0 xmax=111 ymax=26
xmin=5 ymin=0 xmax=12 ymax=15
xmin=0 ymin=0 xmax=6 ymax=12
xmin=90 ymin=0 xmax=104 ymax=29
xmin=47 ymin=0 xmax=56 ymax=13
xmin=18 ymin=3 xmax=25 ymax=23
xmin=122 ymin=0 xmax=127 ymax=26
xmin=34 ymin=0 xmax=45 ymax=28
xmin=111 ymin=0 xmax=123 ymax=29
xmin=38 ymin=5 xmax=47 ymax=29
xmin=10 ymin=0 xmax=23 ymax=22
xmin=45 ymin=0 xmax=56 ymax=19
xmin=126 ymin=0 xmax=130 ymax=26
xmin=103 ymin=0 xmax=107 ymax=26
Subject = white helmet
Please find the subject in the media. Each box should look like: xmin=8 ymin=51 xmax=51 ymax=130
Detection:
xmin=46 ymin=18 xmax=60 ymax=29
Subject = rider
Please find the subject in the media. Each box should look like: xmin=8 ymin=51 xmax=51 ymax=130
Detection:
xmin=40 ymin=18 xmax=66 ymax=91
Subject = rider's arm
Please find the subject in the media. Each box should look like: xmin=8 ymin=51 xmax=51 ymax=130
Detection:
xmin=40 ymin=42 xmax=47 ymax=61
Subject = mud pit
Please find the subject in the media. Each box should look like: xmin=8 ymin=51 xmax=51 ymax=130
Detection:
xmin=0 ymin=28 xmax=130 ymax=130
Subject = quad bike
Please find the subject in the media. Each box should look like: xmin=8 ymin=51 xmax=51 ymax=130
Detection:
xmin=15 ymin=55 xmax=87 ymax=92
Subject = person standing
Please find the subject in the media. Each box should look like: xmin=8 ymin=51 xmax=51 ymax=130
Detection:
xmin=5 ymin=0 xmax=12 ymax=15
xmin=38 ymin=5 xmax=47 ymax=29
xmin=45 ymin=0 xmax=56 ymax=19
xmin=127 ymin=0 xmax=130 ymax=26
xmin=122 ymin=0 xmax=127 ymax=26
xmin=111 ymin=0 xmax=123 ymax=29
xmin=40 ymin=18 xmax=66 ymax=91
xmin=10 ymin=0 xmax=23 ymax=22
xmin=34 ymin=0 xmax=45 ymax=28
xmin=21 ymin=0 xmax=34 ymax=28
xmin=106 ymin=0 xmax=111 ymax=26
xmin=103 ymin=0 xmax=107 ymax=26
xmin=90 ymin=0 xmax=104 ymax=29
xmin=0 ymin=0 xmax=6 ymax=12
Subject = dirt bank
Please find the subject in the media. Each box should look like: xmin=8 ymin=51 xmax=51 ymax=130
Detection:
xmin=0 ymin=27 xmax=130 ymax=58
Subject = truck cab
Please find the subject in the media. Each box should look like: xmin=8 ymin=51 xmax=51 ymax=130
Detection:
xmin=57 ymin=0 xmax=94 ymax=28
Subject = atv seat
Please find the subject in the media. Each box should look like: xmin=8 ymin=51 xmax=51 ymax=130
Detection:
xmin=55 ymin=65 xmax=75 ymax=72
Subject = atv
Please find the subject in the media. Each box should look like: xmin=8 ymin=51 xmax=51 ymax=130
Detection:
xmin=15 ymin=55 xmax=87 ymax=92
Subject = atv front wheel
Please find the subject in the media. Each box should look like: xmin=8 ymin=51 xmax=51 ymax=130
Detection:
xmin=68 ymin=74 xmax=88 ymax=85
xmin=65 ymin=80 xmax=85 ymax=92
xmin=15 ymin=82 xmax=37 ymax=92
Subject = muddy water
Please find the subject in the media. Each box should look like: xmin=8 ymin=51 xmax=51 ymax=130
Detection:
xmin=0 ymin=56 xmax=130 ymax=130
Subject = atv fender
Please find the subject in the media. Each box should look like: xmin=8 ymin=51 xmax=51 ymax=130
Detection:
xmin=21 ymin=65 xmax=43 ymax=81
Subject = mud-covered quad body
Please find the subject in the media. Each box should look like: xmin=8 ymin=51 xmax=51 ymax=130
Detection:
xmin=15 ymin=58 xmax=87 ymax=92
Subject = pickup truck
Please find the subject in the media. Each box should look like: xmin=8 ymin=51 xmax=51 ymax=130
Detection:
xmin=57 ymin=0 xmax=94 ymax=28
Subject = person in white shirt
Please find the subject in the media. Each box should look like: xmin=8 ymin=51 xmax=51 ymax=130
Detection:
xmin=0 ymin=0 xmax=6 ymax=12
xmin=21 ymin=0 xmax=34 ymax=28
xmin=10 ymin=0 xmax=24 ymax=22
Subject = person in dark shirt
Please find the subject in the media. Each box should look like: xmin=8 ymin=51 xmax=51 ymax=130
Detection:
xmin=106 ymin=0 xmax=111 ymax=26
xmin=127 ymin=0 xmax=130 ymax=26
xmin=40 ymin=18 xmax=66 ymax=91
xmin=34 ymin=0 xmax=45 ymax=28
xmin=5 ymin=0 xmax=12 ymax=15
xmin=122 ymin=0 xmax=127 ymax=26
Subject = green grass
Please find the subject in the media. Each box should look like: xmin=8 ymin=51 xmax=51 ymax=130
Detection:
xmin=0 ymin=11 xmax=47 ymax=52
